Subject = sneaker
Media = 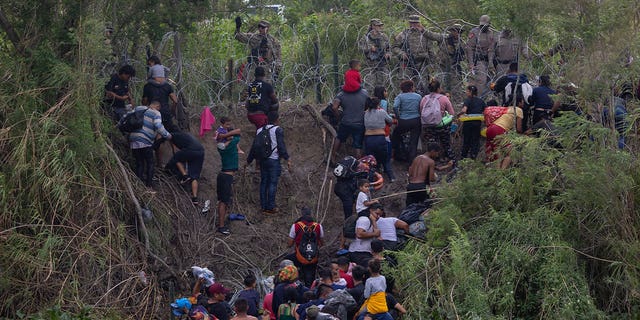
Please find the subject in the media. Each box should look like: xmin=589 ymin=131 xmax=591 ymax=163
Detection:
xmin=217 ymin=226 xmax=231 ymax=235
xmin=229 ymin=213 xmax=246 ymax=221
xmin=201 ymin=200 xmax=211 ymax=214
xmin=180 ymin=176 xmax=193 ymax=185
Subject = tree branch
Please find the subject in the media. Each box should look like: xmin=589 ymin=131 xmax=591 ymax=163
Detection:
xmin=0 ymin=8 xmax=25 ymax=56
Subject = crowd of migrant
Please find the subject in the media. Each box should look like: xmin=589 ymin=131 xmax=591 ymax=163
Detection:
xmin=101 ymin=13 xmax=636 ymax=320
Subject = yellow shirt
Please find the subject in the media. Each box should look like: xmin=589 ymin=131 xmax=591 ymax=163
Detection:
xmin=493 ymin=107 xmax=523 ymax=131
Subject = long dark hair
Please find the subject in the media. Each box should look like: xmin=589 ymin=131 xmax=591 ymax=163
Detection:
xmin=373 ymin=86 xmax=386 ymax=101
xmin=365 ymin=97 xmax=381 ymax=111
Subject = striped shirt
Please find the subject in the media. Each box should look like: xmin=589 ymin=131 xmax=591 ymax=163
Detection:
xmin=128 ymin=106 xmax=172 ymax=149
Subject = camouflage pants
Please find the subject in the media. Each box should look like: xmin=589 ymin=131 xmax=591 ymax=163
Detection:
xmin=362 ymin=61 xmax=389 ymax=91
xmin=471 ymin=60 xmax=491 ymax=96
xmin=495 ymin=62 xmax=511 ymax=80
xmin=422 ymin=124 xmax=454 ymax=160
xmin=400 ymin=59 xmax=430 ymax=95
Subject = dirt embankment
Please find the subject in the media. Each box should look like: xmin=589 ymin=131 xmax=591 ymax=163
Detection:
xmin=153 ymin=103 xmax=411 ymax=294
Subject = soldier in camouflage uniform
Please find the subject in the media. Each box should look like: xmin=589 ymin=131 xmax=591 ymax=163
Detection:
xmin=466 ymin=15 xmax=496 ymax=96
xmin=392 ymin=15 xmax=445 ymax=94
xmin=442 ymin=24 xmax=466 ymax=88
xmin=358 ymin=18 xmax=391 ymax=91
xmin=235 ymin=18 xmax=282 ymax=85
xmin=494 ymin=28 xmax=529 ymax=77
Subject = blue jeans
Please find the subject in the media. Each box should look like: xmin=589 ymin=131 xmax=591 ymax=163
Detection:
xmin=260 ymin=158 xmax=282 ymax=210
xmin=357 ymin=312 xmax=393 ymax=320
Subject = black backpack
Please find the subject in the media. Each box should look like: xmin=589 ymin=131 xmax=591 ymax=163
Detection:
xmin=251 ymin=125 xmax=276 ymax=160
xmin=295 ymin=222 xmax=319 ymax=264
xmin=342 ymin=211 xmax=371 ymax=239
xmin=118 ymin=107 xmax=148 ymax=133
xmin=333 ymin=156 xmax=358 ymax=179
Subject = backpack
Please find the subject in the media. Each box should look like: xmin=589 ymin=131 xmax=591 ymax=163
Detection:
xmin=295 ymin=222 xmax=319 ymax=265
xmin=251 ymin=125 xmax=276 ymax=160
xmin=420 ymin=93 xmax=443 ymax=126
xmin=503 ymin=74 xmax=533 ymax=106
xmin=247 ymin=81 xmax=265 ymax=113
xmin=342 ymin=211 xmax=371 ymax=239
xmin=333 ymin=156 xmax=358 ymax=179
xmin=117 ymin=107 xmax=148 ymax=133
xmin=398 ymin=202 xmax=430 ymax=225
xmin=322 ymin=289 xmax=357 ymax=320
xmin=277 ymin=302 xmax=297 ymax=320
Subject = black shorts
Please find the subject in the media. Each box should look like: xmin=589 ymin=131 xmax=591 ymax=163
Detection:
xmin=170 ymin=149 xmax=204 ymax=179
xmin=216 ymin=172 xmax=234 ymax=204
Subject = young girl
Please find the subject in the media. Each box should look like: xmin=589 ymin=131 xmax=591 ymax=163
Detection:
xmin=457 ymin=85 xmax=486 ymax=159
xmin=276 ymin=286 xmax=299 ymax=320
xmin=355 ymin=179 xmax=379 ymax=216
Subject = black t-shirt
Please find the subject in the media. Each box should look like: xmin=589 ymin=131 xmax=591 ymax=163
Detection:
xmin=171 ymin=132 xmax=204 ymax=152
xmin=247 ymin=80 xmax=274 ymax=113
xmin=142 ymin=81 xmax=174 ymax=114
xmin=197 ymin=296 xmax=231 ymax=320
xmin=463 ymin=97 xmax=486 ymax=115
xmin=104 ymin=74 xmax=129 ymax=109
xmin=386 ymin=293 xmax=400 ymax=319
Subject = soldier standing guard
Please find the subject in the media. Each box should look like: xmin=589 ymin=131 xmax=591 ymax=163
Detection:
xmin=392 ymin=15 xmax=444 ymax=95
xmin=466 ymin=15 xmax=496 ymax=96
xmin=442 ymin=24 xmax=466 ymax=88
xmin=494 ymin=28 xmax=529 ymax=77
xmin=235 ymin=17 xmax=282 ymax=85
xmin=358 ymin=18 xmax=391 ymax=91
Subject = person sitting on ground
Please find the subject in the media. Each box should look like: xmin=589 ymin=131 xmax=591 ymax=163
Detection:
xmin=286 ymin=207 xmax=324 ymax=287
xmin=356 ymin=179 xmax=379 ymax=216
xmin=216 ymin=116 xmax=245 ymax=154
xmin=128 ymin=100 xmax=172 ymax=188
xmin=165 ymin=131 xmax=205 ymax=205
xmin=376 ymin=207 xmax=409 ymax=251
xmin=232 ymin=298 xmax=258 ymax=320
xmin=238 ymin=273 xmax=261 ymax=318
xmin=356 ymin=259 xmax=392 ymax=320
xmin=349 ymin=203 xmax=382 ymax=266
xmin=277 ymin=286 xmax=300 ymax=320
xmin=406 ymin=143 xmax=452 ymax=207
xmin=486 ymin=95 xmax=524 ymax=168
xmin=193 ymin=280 xmax=233 ymax=320
xmin=343 ymin=59 xmax=363 ymax=93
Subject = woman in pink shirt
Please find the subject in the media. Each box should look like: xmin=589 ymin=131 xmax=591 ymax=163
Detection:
xmin=420 ymin=79 xmax=456 ymax=161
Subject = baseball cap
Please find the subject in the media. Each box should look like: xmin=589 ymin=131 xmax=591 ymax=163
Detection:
xmin=408 ymin=15 xmax=420 ymax=23
xmin=208 ymin=282 xmax=230 ymax=295
xmin=258 ymin=20 xmax=270 ymax=28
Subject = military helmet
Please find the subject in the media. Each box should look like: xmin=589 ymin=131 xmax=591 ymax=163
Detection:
xmin=258 ymin=20 xmax=270 ymax=28
xmin=408 ymin=15 xmax=420 ymax=23
xmin=370 ymin=18 xmax=384 ymax=26
xmin=479 ymin=15 xmax=491 ymax=25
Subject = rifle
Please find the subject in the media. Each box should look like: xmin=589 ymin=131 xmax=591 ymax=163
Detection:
xmin=401 ymin=33 xmax=417 ymax=71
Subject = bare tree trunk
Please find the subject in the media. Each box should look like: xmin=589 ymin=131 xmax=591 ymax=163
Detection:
xmin=173 ymin=32 xmax=191 ymax=131
xmin=0 ymin=8 xmax=25 ymax=56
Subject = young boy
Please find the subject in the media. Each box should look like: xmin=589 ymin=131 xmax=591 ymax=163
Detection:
xmin=343 ymin=59 xmax=362 ymax=93
xmin=231 ymin=298 xmax=258 ymax=320
xmin=358 ymin=259 xmax=392 ymax=320
xmin=237 ymin=273 xmax=260 ymax=318
xmin=215 ymin=116 xmax=244 ymax=154
xmin=355 ymin=179 xmax=379 ymax=216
